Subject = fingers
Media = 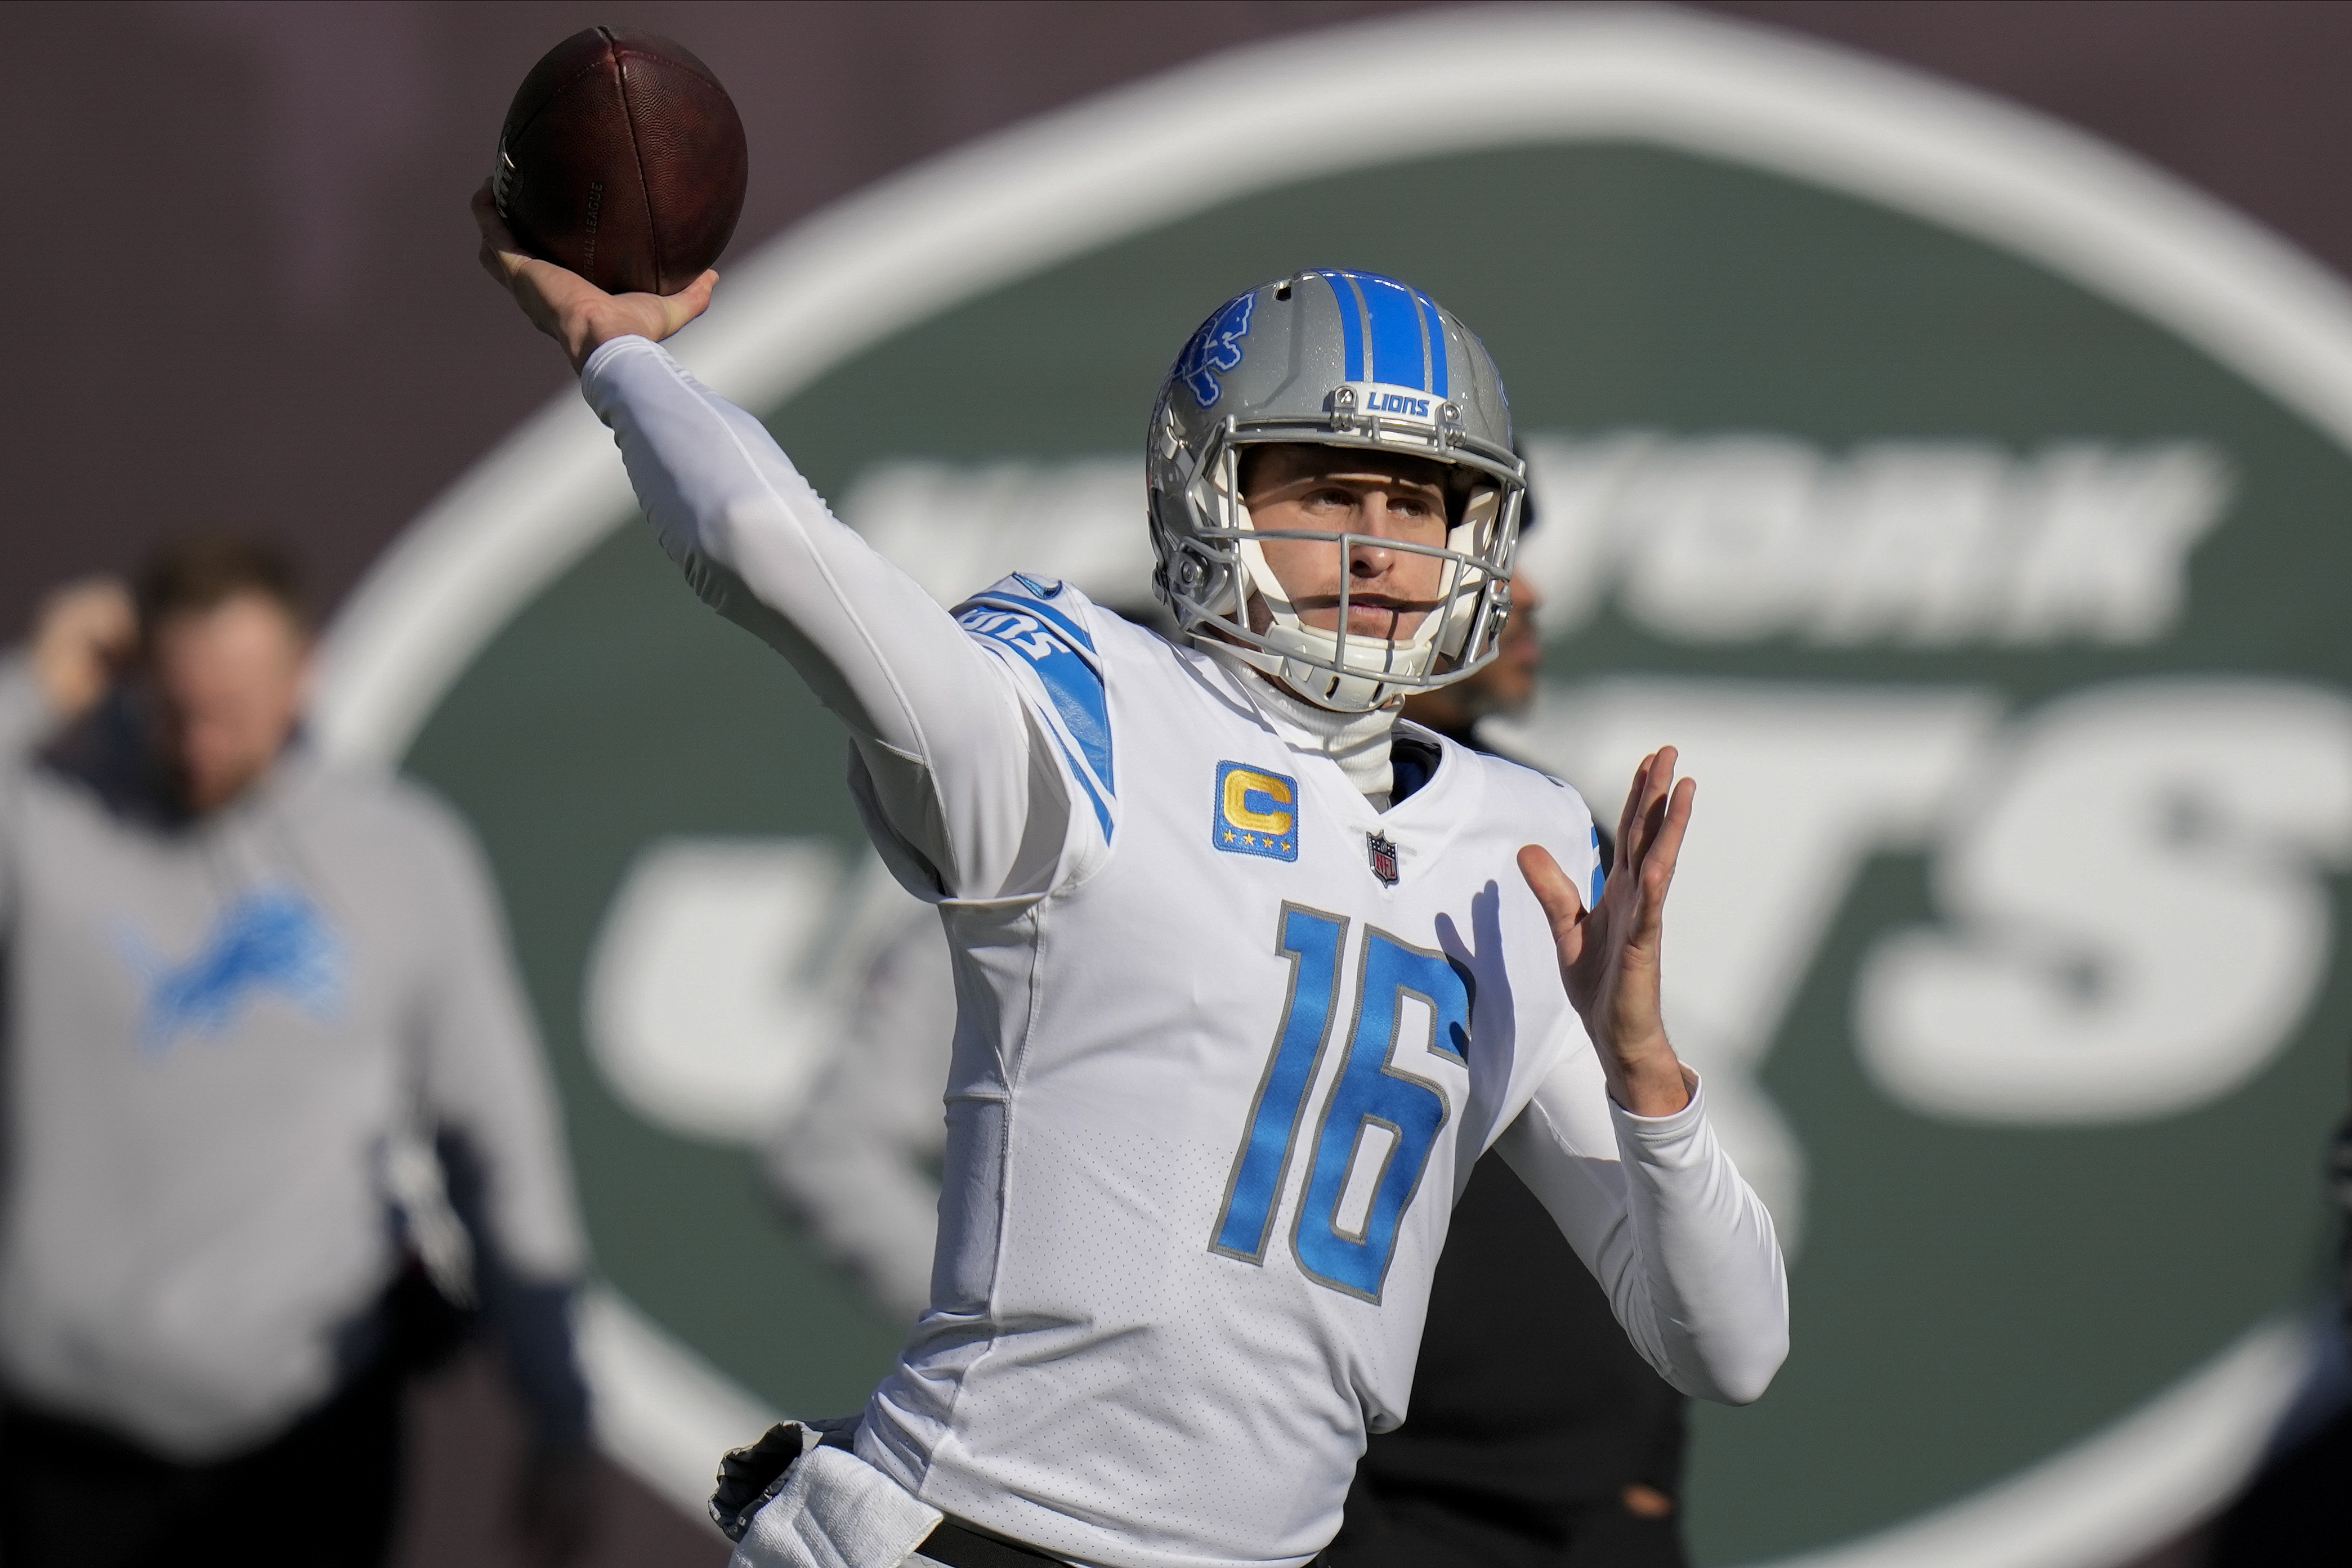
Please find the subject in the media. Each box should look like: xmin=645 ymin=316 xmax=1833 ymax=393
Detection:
xmin=1629 ymin=776 xmax=1696 ymax=942
xmin=472 ymin=182 xmax=526 ymax=286
xmin=1517 ymin=844 xmax=1588 ymax=966
xmin=1617 ymin=745 xmax=1681 ymax=871
xmin=35 ymin=579 xmax=136 ymax=665
xmin=656 ymin=270 xmax=720 ymax=334
xmin=1615 ymin=751 xmax=1652 ymax=871
xmin=1629 ymin=746 xmax=1666 ymax=867
xmin=32 ymin=577 xmax=137 ymax=719
xmin=471 ymin=180 xmax=716 ymax=367
xmin=39 ymin=577 xmax=134 ymax=638
xmin=471 ymin=180 xmax=520 ymax=255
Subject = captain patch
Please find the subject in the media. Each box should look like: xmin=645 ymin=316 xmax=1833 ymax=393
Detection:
xmin=1214 ymin=763 xmax=1299 ymax=862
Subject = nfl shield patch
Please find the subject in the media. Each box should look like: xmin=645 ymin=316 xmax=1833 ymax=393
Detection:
xmin=1366 ymin=831 xmax=1399 ymax=887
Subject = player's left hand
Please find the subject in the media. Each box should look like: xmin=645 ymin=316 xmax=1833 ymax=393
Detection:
xmin=1519 ymin=747 xmax=1697 ymax=1117
xmin=473 ymin=182 xmax=716 ymax=372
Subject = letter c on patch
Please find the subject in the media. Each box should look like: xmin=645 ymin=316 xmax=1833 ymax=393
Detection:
xmin=1224 ymin=769 xmax=1294 ymax=835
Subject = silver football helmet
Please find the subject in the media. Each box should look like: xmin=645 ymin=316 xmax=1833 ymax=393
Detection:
xmin=1147 ymin=271 xmax=1526 ymax=712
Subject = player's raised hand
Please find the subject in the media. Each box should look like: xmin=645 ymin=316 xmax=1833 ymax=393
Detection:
xmin=473 ymin=183 xmax=716 ymax=372
xmin=1518 ymin=747 xmax=1697 ymax=1117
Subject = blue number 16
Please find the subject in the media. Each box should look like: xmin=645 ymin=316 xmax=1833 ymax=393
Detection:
xmin=1210 ymin=904 xmax=1474 ymax=1301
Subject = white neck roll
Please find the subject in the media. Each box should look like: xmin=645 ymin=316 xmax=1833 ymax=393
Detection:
xmin=1209 ymin=647 xmax=1401 ymax=806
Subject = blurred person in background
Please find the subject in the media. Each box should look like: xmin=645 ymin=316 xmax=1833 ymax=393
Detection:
xmin=1330 ymin=536 xmax=1693 ymax=1568
xmin=766 ymin=897 xmax=956 ymax=1328
xmin=0 ymin=537 xmax=594 ymax=1568
xmin=2203 ymin=1112 xmax=2352 ymax=1565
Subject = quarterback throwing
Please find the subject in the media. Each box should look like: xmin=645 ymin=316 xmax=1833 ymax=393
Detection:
xmin=477 ymin=189 xmax=1787 ymax=1568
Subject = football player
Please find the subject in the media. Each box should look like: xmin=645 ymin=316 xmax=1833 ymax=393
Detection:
xmin=477 ymin=190 xmax=1788 ymax=1568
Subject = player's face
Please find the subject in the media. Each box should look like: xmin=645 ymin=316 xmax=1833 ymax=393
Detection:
xmin=1242 ymin=444 xmax=1454 ymax=640
xmin=147 ymin=593 xmax=311 ymax=816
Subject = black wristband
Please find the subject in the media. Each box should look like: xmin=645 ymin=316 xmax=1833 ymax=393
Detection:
xmin=710 ymin=1422 xmax=805 ymax=1543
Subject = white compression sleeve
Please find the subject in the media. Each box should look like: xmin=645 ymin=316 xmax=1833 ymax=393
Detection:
xmin=579 ymin=337 xmax=1075 ymax=900
xmin=1496 ymin=1068 xmax=1790 ymax=1405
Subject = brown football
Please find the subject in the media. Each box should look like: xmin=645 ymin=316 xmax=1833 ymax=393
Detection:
xmin=493 ymin=26 xmax=748 ymax=297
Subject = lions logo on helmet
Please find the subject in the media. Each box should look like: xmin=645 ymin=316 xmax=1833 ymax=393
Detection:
xmin=1146 ymin=271 xmax=1528 ymax=712
xmin=1177 ymin=292 xmax=1257 ymax=409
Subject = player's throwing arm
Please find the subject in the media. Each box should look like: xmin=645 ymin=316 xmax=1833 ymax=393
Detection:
xmin=476 ymin=183 xmax=1068 ymax=903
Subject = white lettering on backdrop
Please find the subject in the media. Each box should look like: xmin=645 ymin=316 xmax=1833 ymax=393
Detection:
xmin=1855 ymin=680 xmax=2352 ymax=1123
xmin=1516 ymin=435 xmax=2229 ymax=647
xmin=580 ymin=440 xmax=2348 ymax=1258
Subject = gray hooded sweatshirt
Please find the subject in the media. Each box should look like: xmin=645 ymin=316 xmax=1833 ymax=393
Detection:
xmin=0 ymin=655 xmax=588 ymax=1461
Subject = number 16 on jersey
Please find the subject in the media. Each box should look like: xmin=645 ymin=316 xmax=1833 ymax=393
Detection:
xmin=1210 ymin=904 xmax=1474 ymax=1302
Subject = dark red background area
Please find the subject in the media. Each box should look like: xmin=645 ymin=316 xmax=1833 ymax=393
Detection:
xmin=11 ymin=1 xmax=2352 ymax=643
xmin=5 ymin=3 xmax=2342 ymax=1563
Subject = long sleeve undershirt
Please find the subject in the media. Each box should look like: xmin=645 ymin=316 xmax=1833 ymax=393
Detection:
xmin=583 ymin=335 xmax=1071 ymax=903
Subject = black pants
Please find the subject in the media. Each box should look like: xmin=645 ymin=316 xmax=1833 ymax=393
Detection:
xmin=0 ymin=1355 xmax=403 ymax=1568
xmin=1328 ymin=1483 xmax=1688 ymax=1568
xmin=2210 ymin=1400 xmax=2352 ymax=1566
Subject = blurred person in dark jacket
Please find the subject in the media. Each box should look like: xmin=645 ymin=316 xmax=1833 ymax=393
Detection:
xmin=1330 ymin=558 xmax=1693 ymax=1568
xmin=2204 ymin=1113 xmax=2352 ymax=1566
xmin=0 ymin=537 xmax=594 ymax=1568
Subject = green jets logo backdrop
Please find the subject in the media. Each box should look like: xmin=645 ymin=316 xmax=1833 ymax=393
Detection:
xmin=318 ymin=11 xmax=2352 ymax=1566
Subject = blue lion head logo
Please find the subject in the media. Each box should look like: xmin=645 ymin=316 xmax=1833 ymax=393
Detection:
xmin=115 ymin=887 xmax=347 ymax=1051
xmin=1176 ymin=292 xmax=1256 ymax=409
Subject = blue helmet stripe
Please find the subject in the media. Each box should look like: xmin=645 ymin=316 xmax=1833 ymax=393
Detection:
xmin=1358 ymin=274 xmax=1433 ymax=393
xmin=1415 ymin=287 xmax=1450 ymax=398
xmin=1318 ymin=272 xmax=1366 ymax=383
xmin=1315 ymin=270 xmax=1454 ymax=392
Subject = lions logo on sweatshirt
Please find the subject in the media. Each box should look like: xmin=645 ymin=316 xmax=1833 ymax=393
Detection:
xmin=114 ymin=887 xmax=346 ymax=1050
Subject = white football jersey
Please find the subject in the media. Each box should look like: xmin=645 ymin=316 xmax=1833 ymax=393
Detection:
xmin=579 ymin=338 xmax=1787 ymax=1568
xmin=861 ymin=576 xmax=1600 ymax=1565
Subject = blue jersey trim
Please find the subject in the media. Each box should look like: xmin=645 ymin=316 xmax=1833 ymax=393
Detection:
xmin=957 ymin=590 xmax=1116 ymax=843
xmin=959 ymin=595 xmax=1110 ymax=785
xmin=963 ymin=589 xmax=1098 ymax=658
xmin=1049 ymin=725 xmax=1116 ymax=843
